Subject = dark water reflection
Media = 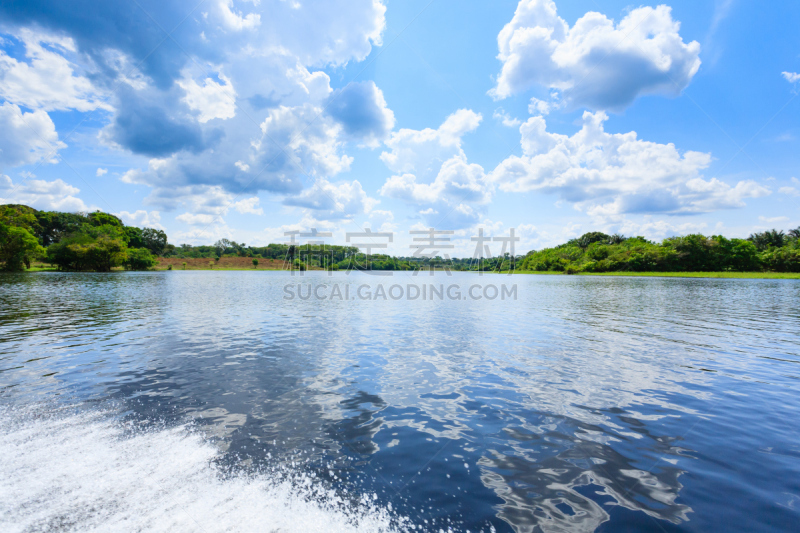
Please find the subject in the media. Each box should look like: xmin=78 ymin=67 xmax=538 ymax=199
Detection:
xmin=1 ymin=271 xmax=799 ymax=532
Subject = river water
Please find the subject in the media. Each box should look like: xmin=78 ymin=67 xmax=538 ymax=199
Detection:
xmin=1 ymin=271 xmax=799 ymax=532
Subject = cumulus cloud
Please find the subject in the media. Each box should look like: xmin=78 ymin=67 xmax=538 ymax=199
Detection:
xmin=176 ymin=212 xmax=217 ymax=225
xmin=96 ymin=168 xmax=108 ymax=177
xmin=217 ymin=0 xmax=262 ymax=31
xmin=104 ymin=87 xmax=218 ymax=157
xmin=0 ymin=174 xmax=91 ymax=211
xmin=0 ymin=0 xmax=391 ymax=217
xmin=235 ymin=0 xmax=386 ymax=67
xmin=493 ymin=108 xmax=521 ymax=127
xmin=378 ymin=110 xmax=490 ymax=228
xmin=257 ymin=103 xmax=353 ymax=179
xmin=782 ymin=72 xmax=800 ymax=84
xmin=233 ymin=196 xmax=264 ymax=215
xmin=380 ymin=109 xmax=482 ymax=181
xmin=603 ymin=217 xmax=709 ymax=241
xmin=144 ymin=184 xmax=237 ymax=216
xmin=778 ymin=186 xmax=800 ymax=197
xmin=491 ymin=111 xmax=770 ymax=215
xmin=178 ymin=71 xmax=237 ymax=123
xmin=326 ymin=81 xmax=395 ymax=146
xmin=0 ymin=29 xmax=110 ymax=112
xmin=116 ymin=210 xmax=164 ymax=229
xmin=380 ymin=155 xmax=490 ymax=205
xmin=0 ymin=103 xmax=65 ymax=168
xmin=491 ymin=0 xmax=701 ymax=110
xmin=284 ymin=179 xmax=378 ymax=220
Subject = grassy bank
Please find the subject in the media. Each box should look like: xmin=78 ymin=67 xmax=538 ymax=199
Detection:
xmin=512 ymin=270 xmax=800 ymax=279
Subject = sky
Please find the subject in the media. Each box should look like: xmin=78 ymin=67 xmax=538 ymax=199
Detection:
xmin=0 ymin=0 xmax=798 ymax=256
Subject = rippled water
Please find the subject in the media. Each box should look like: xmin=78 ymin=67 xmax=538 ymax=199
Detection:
xmin=1 ymin=271 xmax=799 ymax=532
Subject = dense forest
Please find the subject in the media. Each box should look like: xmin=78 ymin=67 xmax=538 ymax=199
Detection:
xmin=0 ymin=204 xmax=166 ymax=272
xmin=519 ymin=230 xmax=800 ymax=273
xmin=2 ymin=204 xmax=799 ymax=273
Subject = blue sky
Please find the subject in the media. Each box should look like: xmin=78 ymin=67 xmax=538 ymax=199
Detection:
xmin=0 ymin=0 xmax=798 ymax=255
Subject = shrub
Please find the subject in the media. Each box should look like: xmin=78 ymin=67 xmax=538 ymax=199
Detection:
xmin=0 ymin=223 xmax=45 ymax=271
xmin=47 ymin=225 xmax=128 ymax=272
xmin=587 ymin=243 xmax=610 ymax=261
xmin=124 ymin=248 xmax=157 ymax=271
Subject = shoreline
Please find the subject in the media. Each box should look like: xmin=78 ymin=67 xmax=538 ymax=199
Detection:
xmin=16 ymin=265 xmax=800 ymax=278
xmin=508 ymin=270 xmax=800 ymax=279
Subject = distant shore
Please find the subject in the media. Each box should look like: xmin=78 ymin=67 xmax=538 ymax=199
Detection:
xmin=510 ymin=270 xmax=800 ymax=279
xmin=18 ymin=263 xmax=800 ymax=279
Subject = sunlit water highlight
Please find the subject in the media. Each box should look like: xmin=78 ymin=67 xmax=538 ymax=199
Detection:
xmin=1 ymin=271 xmax=799 ymax=532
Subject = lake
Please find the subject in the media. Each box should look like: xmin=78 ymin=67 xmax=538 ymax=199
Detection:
xmin=1 ymin=271 xmax=799 ymax=532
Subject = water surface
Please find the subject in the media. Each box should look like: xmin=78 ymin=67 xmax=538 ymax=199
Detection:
xmin=1 ymin=271 xmax=799 ymax=532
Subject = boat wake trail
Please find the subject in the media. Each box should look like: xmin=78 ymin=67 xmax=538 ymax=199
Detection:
xmin=0 ymin=405 xmax=410 ymax=533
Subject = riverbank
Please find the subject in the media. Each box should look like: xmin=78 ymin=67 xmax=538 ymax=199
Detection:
xmin=511 ymin=270 xmax=800 ymax=279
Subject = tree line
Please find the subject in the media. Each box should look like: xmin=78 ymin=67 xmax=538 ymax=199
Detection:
xmin=520 ymin=230 xmax=800 ymax=273
xmin=3 ymin=204 xmax=798 ymax=273
xmin=0 ymin=204 xmax=166 ymax=271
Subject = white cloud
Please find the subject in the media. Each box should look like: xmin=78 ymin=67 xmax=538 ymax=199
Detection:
xmin=257 ymin=103 xmax=354 ymax=177
xmin=176 ymin=212 xmax=218 ymax=225
xmin=120 ymin=101 xmax=356 ymax=207
xmin=491 ymin=0 xmax=701 ymax=110
xmin=232 ymin=0 xmax=386 ymax=67
xmin=759 ymin=215 xmax=789 ymax=224
xmin=144 ymin=184 xmax=236 ymax=217
xmin=172 ymin=223 xmax=235 ymax=245
xmin=528 ymin=96 xmax=555 ymax=116
xmin=117 ymin=210 xmax=164 ymax=229
xmin=778 ymin=186 xmax=800 ymax=197
xmin=284 ymin=179 xmax=378 ymax=220
xmin=0 ymin=103 xmax=65 ymax=168
xmin=491 ymin=111 xmax=770 ymax=215
xmin=493 ymin=108 xmax=521 ymax=128
xmin=380 ymin=155 xmax=491 ymax=206
xmin=0 ymin=29 xmax=110 ymax=112
xmin=380 ymin=109 xmax=482 ymax=181
xmin=605 ymin=217 xmax=709 ymax=241
xmin=96 ymin=168 xmax=108 ymax=177
xmin=782 ymin=72 xmax=800 ymax=84
xmin=178 ymin=71 xmax=237 ymax=122
xmin=217 ymin=0 xmax=261 ymax=30
xmin=326 ymin=81 xmax=395 ymax=146
xmin=2 ymin=0 xmax=393 ymax=228
xmin=0 ymin=173 xmax=91 ymax=211
xmin=378 ymin=109 xmax=488 ymax=229
xmin=367 ymin=209 xmax=396 ymax=232
xmin=233 ymin=196 xmax=264 ymax=215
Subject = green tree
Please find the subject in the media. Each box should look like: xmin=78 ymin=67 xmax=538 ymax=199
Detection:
xmin=124 ymin=248 xmax=157 ymax=270
xmin=748 ymin=229 xmax=786 ymax=251
xmin=0 ymin=204 xmax=38 ymax=232
xmin=576 ymin=232 xmax=610 ymax=249
xmin=0 ymin=223 xmax=45 ymax=271
xmin=35 ymin=211 xmax=86 ymax=245
xmin=252 ymin=258 xmax=259 ymax=268
xmin=141 ymin=228 xmax=168 ymax=255
xmin=125 ymin=226 xmax=144 ymax=248
xmin=47 ymin=224 xmax=128 ymax=271
xmin=87 ymin=211 xmax=124 ymax=228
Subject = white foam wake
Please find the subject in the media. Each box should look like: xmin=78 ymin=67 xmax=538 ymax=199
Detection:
xmin=0 ymin=406 xmax=409 ymax=533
